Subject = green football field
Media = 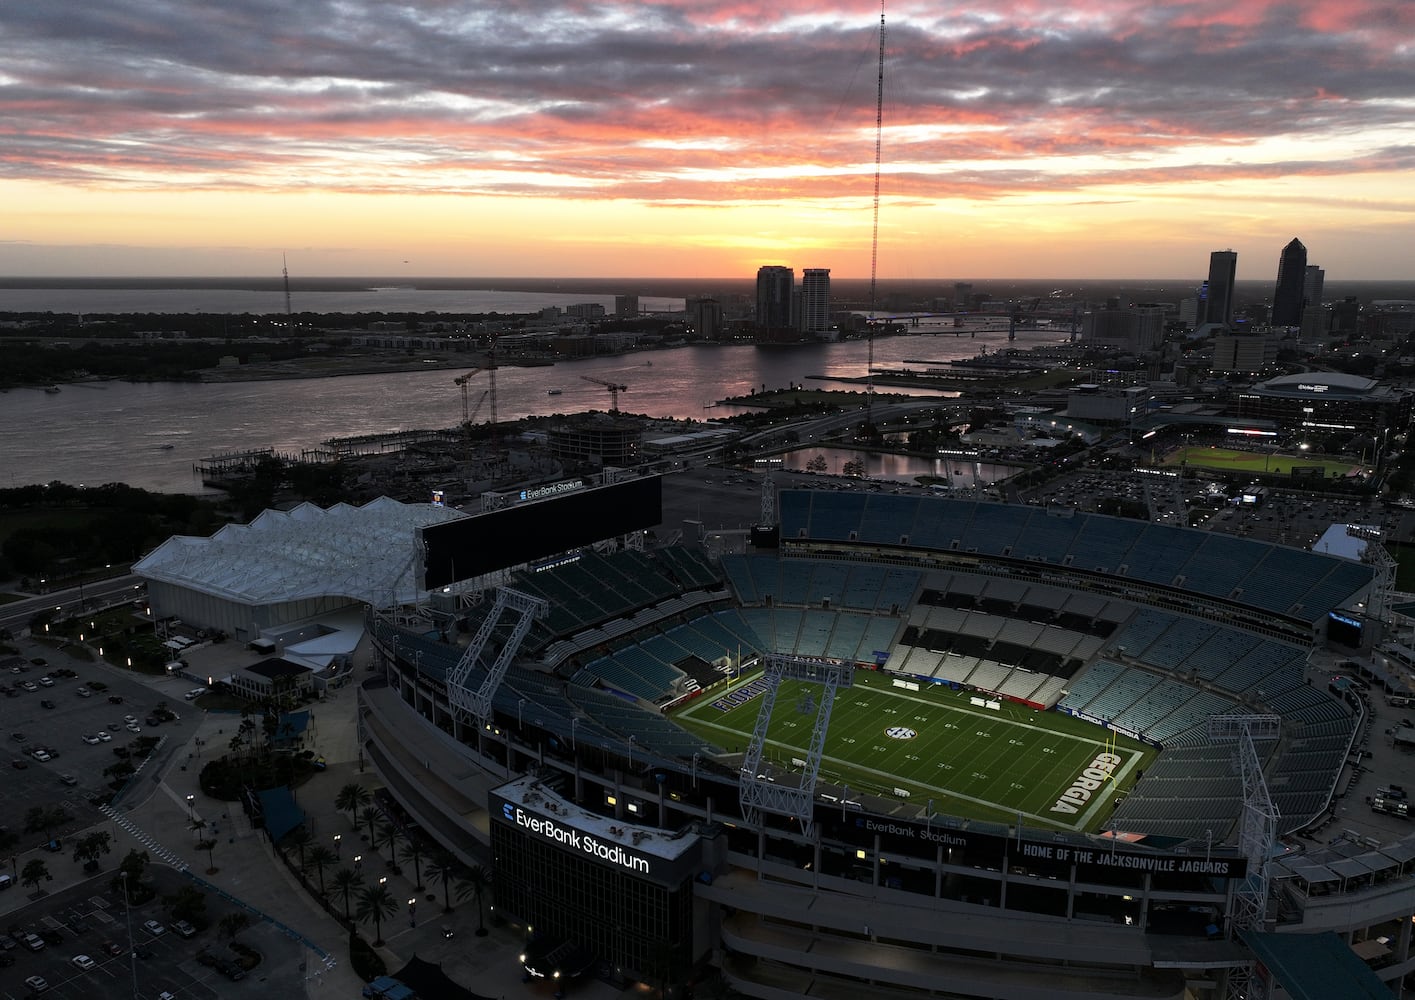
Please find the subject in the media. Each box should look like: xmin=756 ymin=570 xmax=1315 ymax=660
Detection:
xmin=672 ymin=670 xmax=1156 ymax=832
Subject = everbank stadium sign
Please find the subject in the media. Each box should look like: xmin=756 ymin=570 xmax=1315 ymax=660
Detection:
xmin=501 ymin=802 xmax=651 ymax=876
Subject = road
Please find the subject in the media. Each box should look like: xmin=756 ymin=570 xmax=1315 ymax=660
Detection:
xmin=0 ymin=576 xmax=144 ymax=635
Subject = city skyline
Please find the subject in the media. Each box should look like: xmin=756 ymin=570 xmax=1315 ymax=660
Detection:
xmin=4 ymin=1 xmax=1415 ymax=280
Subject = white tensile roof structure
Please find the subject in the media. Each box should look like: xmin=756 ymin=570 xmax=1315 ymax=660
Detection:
xmin=135 ymin=497 xmax=469 ymax=607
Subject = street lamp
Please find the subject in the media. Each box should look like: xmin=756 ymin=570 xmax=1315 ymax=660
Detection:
xmin=333 ymin=833 xmax=342 ymax=858
xmin=354 ymin=854 xmax=362 ymax=870
xmin=408 ymin=897 xmax=417 ymax=928
xmin=379 ymin=875 xmax=388 ymax=887
xmin=185 ymin=794 xmax=195 ymax=821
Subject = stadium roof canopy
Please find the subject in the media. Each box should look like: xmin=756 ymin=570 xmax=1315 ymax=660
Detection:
xmin=1255 ymin=371 xmax=1380 ymax=396
xmin=135 ymin=497 xmax=468 ymax=607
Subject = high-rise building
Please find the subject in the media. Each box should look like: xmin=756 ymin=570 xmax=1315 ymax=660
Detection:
xmin=799 ymin=269 xmax=831 ymax=333
xmin=688 ymin=297 xmax=723 ymax=341
xmin=1303 ymin=265 xmax=1325 ymax=314
xmin=614 ymin=294 xmax=640 ymax=319
xmin=1272 ymin=238 xmax=1307 ymax=327
xmin=954 ymin=282 xmax=973 ymax=312
xmin=755 ymin=266 xmax=794 ymax=331
xmin=1202 ymin=250 xmax=1237 ymax=328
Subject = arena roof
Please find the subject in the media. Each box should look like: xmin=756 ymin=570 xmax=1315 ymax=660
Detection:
xmin=134 ymin=497 xmax=468 ymax=607
xmin=1257 ymin=371 xmax=1378 ymax=393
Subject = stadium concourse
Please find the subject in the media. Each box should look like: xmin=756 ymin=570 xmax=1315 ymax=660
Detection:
xmin=144 ymin=476 xmax=1412 ymax=998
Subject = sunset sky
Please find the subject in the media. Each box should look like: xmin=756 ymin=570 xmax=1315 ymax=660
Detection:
xmin=3 ymin=0 xmax=1414 ymax=280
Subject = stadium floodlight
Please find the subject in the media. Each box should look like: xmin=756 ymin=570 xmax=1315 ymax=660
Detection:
xmin=739 ymin=654 xmax=854 ymax=837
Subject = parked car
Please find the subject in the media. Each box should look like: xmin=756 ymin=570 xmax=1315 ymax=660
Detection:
xmin=101 ymin=941 xmax=124 ymax=957
xmin=97 ymin=731 xmax=112 ymax=741
xmin=40 ymin=699 xmax=56 ymax=710
xmin=23 ymin=975 xmax=48 ymax=992
xmin=171 ymin=920 xmax=197 ymax=939
xmin=81 ymin=734 xmax=100 ymax=745
xmin=71 ymin=954 xmax=95 ymax=970
xmin=76 ymin=687 xmax=91 ymax=698
xmin=125 ymin=723 xmax=142 ymax=733
xmin=142 ymin=920 xmax=165 ymax=936
xmin=22 ymin=932 xmax=45 ymax=951
xmin=58 ymin=774 xmax=78 ymax=787
xmin=37 ymin=677 xmax=54 ymax=687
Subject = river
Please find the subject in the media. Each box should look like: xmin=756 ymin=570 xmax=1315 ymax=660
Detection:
xmin=0 ymin=330 xmax=1067 ymax=493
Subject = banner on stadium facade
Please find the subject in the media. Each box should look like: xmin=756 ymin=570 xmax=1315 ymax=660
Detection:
xmin=826 ymin=813 xmax=1247 ymax=880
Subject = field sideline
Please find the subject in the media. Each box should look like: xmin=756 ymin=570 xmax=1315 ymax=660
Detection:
xmin=672 ymin=669 xmax=1156 ymax=832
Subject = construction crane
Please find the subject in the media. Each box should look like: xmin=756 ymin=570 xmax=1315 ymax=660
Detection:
xmin=580 ymin=374 xmax=628 ymax=412
xmin=454 ymin=368 xmax=482 ymax=425
xmin=466 ymin=389 xmax=489 ymax=425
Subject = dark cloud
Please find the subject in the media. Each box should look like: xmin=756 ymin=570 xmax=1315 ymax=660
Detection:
xmin=2 ymin=0 xmax=1413 ymax=200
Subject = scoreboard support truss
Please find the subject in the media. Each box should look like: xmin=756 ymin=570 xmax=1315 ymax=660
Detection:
xmin=447 ymin=588 xmax=548 ymax=728
xmin=739 ymin=655 xmax=855 ymax=837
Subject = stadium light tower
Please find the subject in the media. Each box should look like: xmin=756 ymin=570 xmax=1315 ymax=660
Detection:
xmin=1208 ymin=713 xmax=1281 ymax=998
xmin=739 ymin=653 xmax=854 ymax=837
xmin=447 ymin=587 xmax=548 ymax=729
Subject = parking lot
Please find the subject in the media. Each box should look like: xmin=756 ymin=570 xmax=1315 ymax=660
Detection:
xmin=0 ymin=866 xmax=304 ymax=1000
xmin=0 ymin=645 xmax=198 ymax=851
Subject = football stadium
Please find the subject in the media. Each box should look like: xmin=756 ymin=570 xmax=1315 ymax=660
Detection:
xmin=171 ymin=474 xmax=1415 ymax=999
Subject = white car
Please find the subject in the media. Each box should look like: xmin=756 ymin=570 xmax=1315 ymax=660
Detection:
xmin=142 ymin=919 xmax=166 ymax=936
xmin=24 ymin=975 xmax=48 ymax=992
xmin=125 ymin=723 xmax=142 ymax=733
xmin=123 ymin=715 xmax=137 ymax=724
xmin=97 ymin=731 xmax=112 ymax=742
xmin=33 ymin=750 xmax=51 ymax=762
xmin=81 ymin=734 xmax=100 ymax=745
xmin=71 ymin=954 xmax=96 ymax=970
xmin=76 ymin=687 xmax=92 ymax=697
xmin=38 ymin=677 xmax=54 ymax=687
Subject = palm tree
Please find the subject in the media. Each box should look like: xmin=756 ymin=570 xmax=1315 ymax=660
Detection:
xmin=376 ymin=822 xmax=401 ymax=871
xmin=355 ymin=884 xmax=398 ymax=947
xmin=331 ymin=867 xmax=364 ymax=923
xmin=425 ymin=852 xmax=459 ymax=913
xmin=284 ymin=825 xmax=311 ymax=868
xmin=335 ymin=783 xmax=371 ymax=832
xmin=358 ymin=806 xmax=382 ymax=846
xmin=304 ymin=845 xmax=337 ymax=897
xmin=396 ymin=836 xmax=425 ymax=890
xmin=197 ymin=837 xmax=219 ymax=874
xmin=457 ymin=864 xmax=493 ymax=937
xmin=218 ymin=912 xmax=251 ymax=943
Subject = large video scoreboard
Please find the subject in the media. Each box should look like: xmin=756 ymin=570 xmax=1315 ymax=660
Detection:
xmin=419 ymin=475 xmax=663 ymax=589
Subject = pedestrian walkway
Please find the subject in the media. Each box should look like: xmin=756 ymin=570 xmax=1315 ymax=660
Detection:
xmin=2 ymin=642 xmax=634 ymax=1000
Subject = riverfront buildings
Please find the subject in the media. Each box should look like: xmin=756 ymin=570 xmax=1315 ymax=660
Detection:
xmin=754 ymin=265 xmax=793 ymax=332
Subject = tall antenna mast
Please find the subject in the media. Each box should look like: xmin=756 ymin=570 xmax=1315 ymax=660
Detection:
xmin=866 ymin=0 xmax=885 ymax=428
xmin=282 ymin=253 xmax=293 ymax=324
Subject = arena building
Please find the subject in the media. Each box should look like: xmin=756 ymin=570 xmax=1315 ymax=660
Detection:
xmin=1234 ymin=372 xmax=1411 ymax=439
xmin=341 ymin=482 xmax=1415 ymax=999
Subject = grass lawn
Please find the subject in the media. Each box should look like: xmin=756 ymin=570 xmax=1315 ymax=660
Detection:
xmin=1161 ymin=445 xmax=1359 ymax=478
xmin=673 ymin=670 xmax=1154 ymax=832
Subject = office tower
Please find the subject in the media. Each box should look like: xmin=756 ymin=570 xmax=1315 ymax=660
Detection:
xmin=954 ymin=282 xmax=973 ymax=311
xmin=1303 ymin=265 xmax=1325 ymax=313
xmin=1271 ymin=238 xmax=1307 ymax=327
xmin=800 ymin=268 xmax=831 ymax=333
xmin=1203 ymin=250 xmax=1237 ymax=328
xmin=755 ymin=266 xmax=794 ymax=331
xmin=614 ymin=294 xmax=639 ymax=319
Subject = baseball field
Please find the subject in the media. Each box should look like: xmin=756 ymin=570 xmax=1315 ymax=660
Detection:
xmin=1162 ymin=445 xmax=1359 ymax=478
